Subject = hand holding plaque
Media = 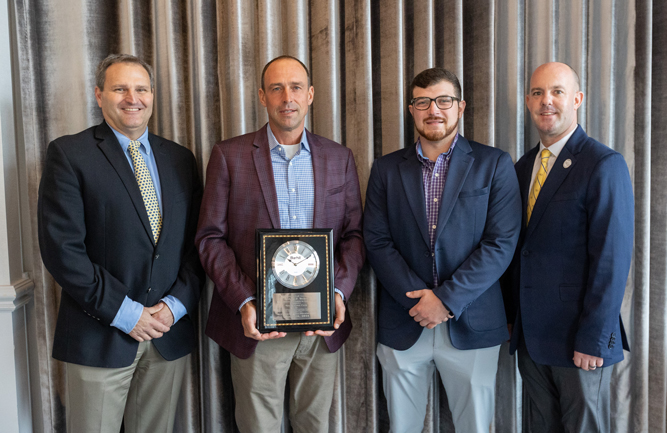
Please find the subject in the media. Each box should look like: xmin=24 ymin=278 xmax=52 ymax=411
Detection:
xmin=256 ymin=229 xmax=335 ymax=332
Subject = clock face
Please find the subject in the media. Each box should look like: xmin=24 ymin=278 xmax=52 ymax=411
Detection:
xmin=271 ymin=240 xmax=320 ymax=289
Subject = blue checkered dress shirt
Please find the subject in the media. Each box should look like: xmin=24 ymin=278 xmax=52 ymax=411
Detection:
xmin=267 ymin=126 xmax=314 ymax=229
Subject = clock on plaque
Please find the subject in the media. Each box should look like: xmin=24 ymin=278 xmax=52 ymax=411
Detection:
xmin=256 ymin=229 xmax=335 ymax=332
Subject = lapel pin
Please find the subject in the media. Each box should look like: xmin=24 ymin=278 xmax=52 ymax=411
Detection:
xmin=563 ymin=159 xmax=572 ymax=168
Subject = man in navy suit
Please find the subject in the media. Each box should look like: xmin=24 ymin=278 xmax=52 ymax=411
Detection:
xmin=364 ymin=67 xmax=522 ymax=433
xmin=38 ymin=54 xmax=204 ymax=433
xmin=505 ymin=62 xmax=633 ymax=432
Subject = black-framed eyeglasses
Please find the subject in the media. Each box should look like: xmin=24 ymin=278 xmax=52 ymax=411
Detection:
xmin=410 ymin=95 xmax=459 ymax=111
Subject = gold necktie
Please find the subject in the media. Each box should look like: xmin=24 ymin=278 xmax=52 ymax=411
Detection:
xmin=128 ymin=140 xmax=162 ymax=243
xmin=526 ymin=148 xmax=552 ymax=224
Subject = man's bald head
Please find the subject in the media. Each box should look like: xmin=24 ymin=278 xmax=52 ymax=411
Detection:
xmin=530 ymin=62 xmax=580 ymax=93
xmin=526 ymin=62 xmax=584 ymax=146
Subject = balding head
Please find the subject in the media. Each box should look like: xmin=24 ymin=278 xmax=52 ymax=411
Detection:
xmin=526 ymin=62 xmax=584 ymax=146
xmin=530 ymin=62 xmax=580 ymax=93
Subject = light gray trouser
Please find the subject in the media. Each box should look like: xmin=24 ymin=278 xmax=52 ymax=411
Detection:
xmin=377 ymin=323 xmax=501 ymax=433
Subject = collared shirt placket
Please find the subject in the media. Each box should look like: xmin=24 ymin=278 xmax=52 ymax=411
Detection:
xmin=417 ymin=138 xmax=456 ymax=287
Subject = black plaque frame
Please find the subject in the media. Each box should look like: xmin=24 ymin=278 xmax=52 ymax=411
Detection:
xmin=256 ymin=229 xmax=335 ymax=332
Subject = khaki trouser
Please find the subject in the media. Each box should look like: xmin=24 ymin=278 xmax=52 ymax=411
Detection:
xmin=231 ymin=334 xmax=338 ymax=433
xmin=65 ymin=341 xmax=187 ymax=433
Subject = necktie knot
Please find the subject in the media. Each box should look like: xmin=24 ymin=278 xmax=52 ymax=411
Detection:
xmin=541 ymin=148 xmax=552 ymax=160
xmin=129 ymin=140 xmax=141 ymax=152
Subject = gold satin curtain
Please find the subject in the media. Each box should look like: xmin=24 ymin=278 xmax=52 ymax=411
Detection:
xmin=11 ymin=0 xmax=666 ymax=431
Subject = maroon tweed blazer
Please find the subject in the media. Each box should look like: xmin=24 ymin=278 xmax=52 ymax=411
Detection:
xmin=196 ymin=125 xmax=365 ymax=359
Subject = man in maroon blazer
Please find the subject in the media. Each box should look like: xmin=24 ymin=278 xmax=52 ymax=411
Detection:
xmin=196 ymin=56 xmax=365 ymax=432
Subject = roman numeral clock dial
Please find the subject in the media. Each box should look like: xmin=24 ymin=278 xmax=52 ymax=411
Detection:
xmin=271 ymin=240 xmax=321 ymax=289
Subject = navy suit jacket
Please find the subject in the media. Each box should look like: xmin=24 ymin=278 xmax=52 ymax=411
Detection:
xmin=38 ymin=122 xmax=205 ymax=368
xmin=505 ymin=126 xmax=633 ymax=367
xmin=364 ymin=136 xmax=522 ymax=351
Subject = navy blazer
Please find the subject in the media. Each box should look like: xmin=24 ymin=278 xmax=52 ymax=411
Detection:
xmin=505 ymin=126 xmax=633 ymax=367
xmin=364 ymin=136 xmax=522 ymax=351
xmin=38 ymin=122 xmax=205 ymax=368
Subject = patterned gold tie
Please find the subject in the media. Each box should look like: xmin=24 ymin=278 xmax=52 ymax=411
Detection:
xmin=526 ymin=148 xmax=552 ymax=224
xmin=128 ymin=140 xmax=162 ymax=243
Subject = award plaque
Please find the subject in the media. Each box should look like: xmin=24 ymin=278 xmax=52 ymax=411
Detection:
xmin=256 ymin=229 xmax=335 ymax=332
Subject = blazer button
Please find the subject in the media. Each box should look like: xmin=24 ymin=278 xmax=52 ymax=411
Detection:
xmin=154 ymin=254 xmax=160 ymax=260
xmin=522 ymin=250 xmax=530 ymax=257
xmin=147 ymin=287 xmax=152 ymax=293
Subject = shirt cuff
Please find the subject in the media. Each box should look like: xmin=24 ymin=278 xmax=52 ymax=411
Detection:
xmin=239 ymin=296 xmax=256 ymax=311
xmin=161 ymin=295 xmax=187 ymax=324
xmin=334 ymin=288 xmax=345 ymax=302
xmin=110 ymin=296 xmax=143 ymax=334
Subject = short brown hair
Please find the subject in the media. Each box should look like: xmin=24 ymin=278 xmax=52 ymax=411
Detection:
xmin=410 ymin=67 xmax=462 ymax=100
xmin=95 ymin=54 xmax=155 ymax=91
xmin=260 ymin=55 xmax=310 ymax=90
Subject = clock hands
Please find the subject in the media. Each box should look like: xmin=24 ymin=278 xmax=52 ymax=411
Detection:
xmin=292 ymin=254 xmax=313 ymax=265
xmin=285 ymin=253 xmax=313 ymax=267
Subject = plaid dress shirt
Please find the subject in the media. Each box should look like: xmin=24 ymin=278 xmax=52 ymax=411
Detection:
xmin=415 ymin=134 xmax=458 ymax=286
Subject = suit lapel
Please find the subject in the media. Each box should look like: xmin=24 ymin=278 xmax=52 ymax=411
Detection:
xmin=525 ymin=134 xmax=580 ymax=240
xmin=96 ymin=123 xmax=155 ymax=244
xmin=399 ymin=146 xmax=430 ymax=247
xmin=252 ymin=125 xmax=281 ymax=228
xmin=151 ymin=135 xmax=172 ymax=250
xmin=434 ymin=136 xmax=473 ymax=241
xmin=308 ymin=132 xmax=327 ymax=229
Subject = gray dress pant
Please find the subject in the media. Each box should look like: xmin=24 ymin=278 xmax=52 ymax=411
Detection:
xmin=377 ymin=323 xmax=501 ymax=433
xmin=517 ymin=341 xmax=612 ymax=433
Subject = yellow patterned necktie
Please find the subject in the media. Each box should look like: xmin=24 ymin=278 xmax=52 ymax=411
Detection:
xmin=128 ymin=140 xmax=162 ymax=243
xmin=526 ymin=148 xmax=552 ymax=224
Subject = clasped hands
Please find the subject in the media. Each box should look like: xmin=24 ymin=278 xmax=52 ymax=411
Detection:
xmin=406 ymin=289 xmax=454 ymax=329
xmin=241 ymin=293 xmax=346 ymax=341
xmin=128 ymin=301 xmax=174 ymax=342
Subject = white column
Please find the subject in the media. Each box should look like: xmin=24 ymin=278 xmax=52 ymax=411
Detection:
xmin=0 ymin=0 xmax=35 ymax=430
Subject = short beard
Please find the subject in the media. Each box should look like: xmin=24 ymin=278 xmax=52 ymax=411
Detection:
xmin=416 ymin=117 xmax=459 ymax=142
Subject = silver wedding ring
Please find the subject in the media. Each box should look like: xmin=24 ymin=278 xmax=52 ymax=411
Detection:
xmin=589 ymin=365 xmax=597 ymax=370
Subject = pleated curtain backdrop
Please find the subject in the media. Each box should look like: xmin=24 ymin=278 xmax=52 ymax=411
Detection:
xmin=10 ymin=0 xmax=666 ymax=432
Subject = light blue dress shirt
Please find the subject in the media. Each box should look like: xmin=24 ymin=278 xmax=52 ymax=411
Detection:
xmin=268 ymin=125 xmax=315 ymax=229
xmin=107 ymin=124 xmax=187 ymax=334
xmin=239 ymin=125 xmax=343 ymax=311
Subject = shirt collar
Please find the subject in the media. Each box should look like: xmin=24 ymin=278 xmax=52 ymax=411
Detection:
xmin=416 ymin=134 xmax=458 ymax=164
xmin=539 ymin=125 xmax=577 ymax=159
xmin=267 ymin=124 xmax=310 ymax=153
xmin=108 ymin=123 xmax=152 ymax=155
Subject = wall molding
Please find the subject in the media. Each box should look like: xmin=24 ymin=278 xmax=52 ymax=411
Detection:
xmin=0 ymin=278 xmax=34 ymax=311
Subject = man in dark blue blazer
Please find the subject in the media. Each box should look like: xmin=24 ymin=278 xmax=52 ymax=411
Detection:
xmin=364 ymin=67 xmax=521 ymax=433
xmin=505 ymin=62 xmax=633 ymax=432
xmin=38 ymin=54 xmax=204 ymax=433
